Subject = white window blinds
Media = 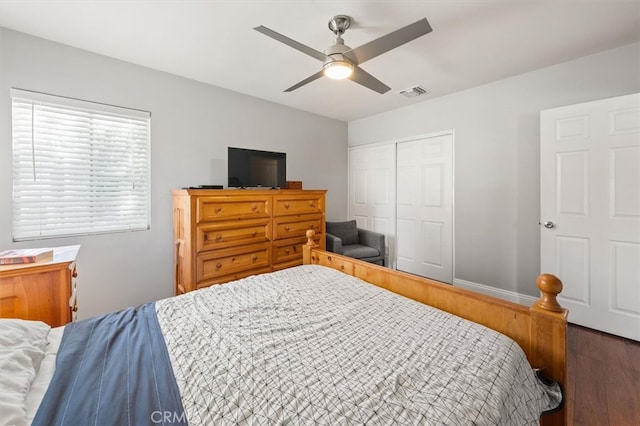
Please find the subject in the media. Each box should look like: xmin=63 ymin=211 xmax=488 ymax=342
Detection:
xmin=11 ymin=88 xmax=151 ymax=241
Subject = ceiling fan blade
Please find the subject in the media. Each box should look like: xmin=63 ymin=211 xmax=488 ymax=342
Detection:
xmin=284 ymin=70 xmax=325 ymax=92
xmin=346 ymin=18 xmax=432 ymax=65
xmin=254 ymin=25 xmax=328 ymax=62
xmin=349 ymin=66 xmax=391 ymax=94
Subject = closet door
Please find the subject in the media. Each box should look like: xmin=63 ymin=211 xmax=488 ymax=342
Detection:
xmin=348 ymin=143 xmax=396 ymax=266
xmin=396 ymin=133 xmax=453 ymax=283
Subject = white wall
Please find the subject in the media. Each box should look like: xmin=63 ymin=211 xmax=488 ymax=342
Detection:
xmin=0 ymin=28 xmax=348 ymax=319
xmin=349 ymin=42 xmax=640 ymax=297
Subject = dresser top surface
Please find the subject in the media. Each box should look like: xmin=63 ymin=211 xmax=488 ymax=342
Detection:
xmin=172 ymin=189 xmax=327 ymax=196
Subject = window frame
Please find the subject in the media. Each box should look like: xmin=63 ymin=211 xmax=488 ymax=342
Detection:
xmin=10 ymin=88 xmax=151 ymax=241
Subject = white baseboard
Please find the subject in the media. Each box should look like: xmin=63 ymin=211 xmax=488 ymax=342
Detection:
xmin=453 ymin=278 xmax=538 ymax=306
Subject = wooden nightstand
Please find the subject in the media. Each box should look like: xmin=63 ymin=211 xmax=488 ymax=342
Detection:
xmin=0 ymin=245 xmax=80 ymax=327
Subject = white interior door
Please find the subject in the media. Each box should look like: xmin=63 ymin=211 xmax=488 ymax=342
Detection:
xmin=396 ymin=133 xmax=453 ymax=283
xmin=541 ymin=93 xmax=640 ymax=341
xmin=348 ymin=143 xmax=396 ymax=266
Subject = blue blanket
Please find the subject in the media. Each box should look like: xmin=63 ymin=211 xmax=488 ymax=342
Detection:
xmin=32 ymin=303 xmax=186 ymax=426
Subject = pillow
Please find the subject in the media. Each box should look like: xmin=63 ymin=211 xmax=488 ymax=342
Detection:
xmin=0 ymin=319 xmax=50 ymax=426
xmin=326 ymin=220 xmax=359 ymax=245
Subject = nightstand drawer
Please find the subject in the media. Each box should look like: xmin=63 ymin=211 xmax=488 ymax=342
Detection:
xmin=273 ymin=214 xmax=322 ymax=240
xmin=196 ymin=243 xmax=271 ymax=282
xmin=197 ymin=219 xmax=271 ymax=252
xmin=197 ymin=196 xmax=271 ymax=223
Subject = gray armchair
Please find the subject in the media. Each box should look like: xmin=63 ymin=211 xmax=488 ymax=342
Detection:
xmin=325 ymin=220 xmax=385 ymax=266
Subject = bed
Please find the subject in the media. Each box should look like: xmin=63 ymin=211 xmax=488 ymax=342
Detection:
xmin=0 ymin=231 xmax=567 ymax=425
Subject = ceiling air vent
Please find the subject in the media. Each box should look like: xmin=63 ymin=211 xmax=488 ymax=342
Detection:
xmin=398 ymin=85 xmax=429 ymax=98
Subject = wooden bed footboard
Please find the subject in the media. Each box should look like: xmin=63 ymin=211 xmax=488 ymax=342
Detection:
xmin=303 ymin=230 xmax=568 ymax=426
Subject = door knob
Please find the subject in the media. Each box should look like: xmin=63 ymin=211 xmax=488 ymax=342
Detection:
xmin=543 ymin=221 xmax=555 ymax=229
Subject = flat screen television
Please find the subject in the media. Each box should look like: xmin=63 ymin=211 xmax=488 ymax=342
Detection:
xmin=227 ymin=147 xmax=286 ymax=188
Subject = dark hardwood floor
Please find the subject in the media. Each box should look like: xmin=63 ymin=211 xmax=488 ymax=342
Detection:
xmin=565 ymin=324 xmax=640 ymax=425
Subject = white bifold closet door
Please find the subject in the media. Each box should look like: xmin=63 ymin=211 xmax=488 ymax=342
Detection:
xmin=348 ymin=143 xmax=396 ymax=266
xmin=396 ymin=133 xmax=454 ymax=283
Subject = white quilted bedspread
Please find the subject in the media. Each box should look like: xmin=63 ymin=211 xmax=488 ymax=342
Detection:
xmin=156 ymin=265 xmax=558 ymax=425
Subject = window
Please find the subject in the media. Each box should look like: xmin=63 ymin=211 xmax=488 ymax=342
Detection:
xmin=11 ymin=88 xmax=151 ymax=241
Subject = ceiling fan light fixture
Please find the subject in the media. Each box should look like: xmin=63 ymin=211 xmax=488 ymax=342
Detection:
xmin=255 ymin=15 xmax=433 ymax=93
xmin=323 ymin=60 xmax=353 ymax=79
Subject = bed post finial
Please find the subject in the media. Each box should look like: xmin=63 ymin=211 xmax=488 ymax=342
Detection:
xmin=534 ymin=274 xmax=564 ymax=313
xmin=306 ymin=229 xmax=316 ymax=243
xmin=303 ymin=229 xmax=318 ymax=264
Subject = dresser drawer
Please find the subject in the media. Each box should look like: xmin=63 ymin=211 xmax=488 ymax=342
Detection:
xmin=273 ymin=194 xmax=324 ymax=217
xmin=196 ymin=243 xmax=271 ymax=282
xmin=197 ymin=219 xmax=271 ymax=252
xmin=273 ymin=235 xmax=321 ymax=265
xmin=273 ymin=214 xmax=322 ymax=240
xmin=197 ymin=196 xmax=271 ymax=223
xmin=196 ymin=266 xmax=272 ymax=290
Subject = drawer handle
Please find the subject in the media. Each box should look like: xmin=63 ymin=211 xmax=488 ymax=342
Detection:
xmin=216 ymin=263 xmax=222 ymax=269
xmin=285 ymin=249 xmax=291 ymax=255
xmin=308 ymin=224 xmax=315 ymax=228
xmin=309 ymin=201 xmax=316 ymax=207
xmin=252 ymin=255 xmax=258 ymax=262
xmin=215 ymin=235 xmax=222 ymax=241
xmin=284 ymin=203 xmax=290 ymax=209
xmin=214 ymin=207 xmax=222 ymax=214
xmin=251 ymin=205 xmax=258 ymax=212
xmin=284 ymin=226 xmax=290 ymax=231
xmin=203 ymin=234 xmax=208 ymax=241
xmin=251 ymin=231 xmax=257 ymax=237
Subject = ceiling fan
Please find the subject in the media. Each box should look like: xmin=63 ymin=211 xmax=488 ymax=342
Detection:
xmin=254 ymin=15 xmax=432 ymax=94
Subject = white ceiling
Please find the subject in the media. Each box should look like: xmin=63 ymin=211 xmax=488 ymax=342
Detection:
xmin=1 ymin=1 xmax=639 ymax=122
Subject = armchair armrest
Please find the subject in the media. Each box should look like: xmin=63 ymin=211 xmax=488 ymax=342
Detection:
xmin=358 ymin=229 xmax=385 ymax=253
xmin=326 ymin=233 xmax=344 ymax=254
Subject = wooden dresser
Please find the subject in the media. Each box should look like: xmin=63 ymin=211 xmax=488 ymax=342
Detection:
xmin=0 ymin=245 xmax=80 ymax=327
xmin=172 ymin=189 xmax=326 ymax=294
